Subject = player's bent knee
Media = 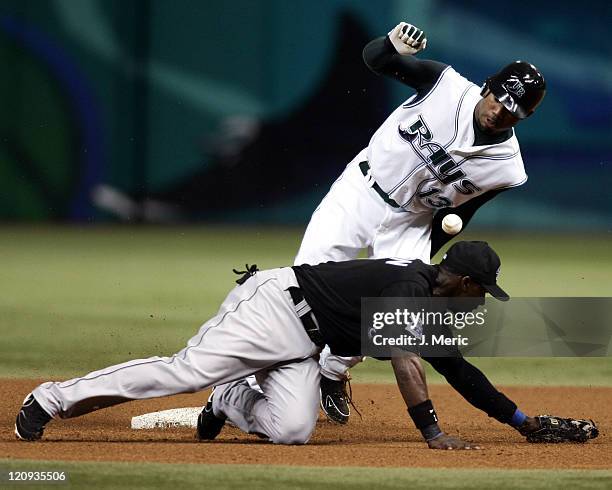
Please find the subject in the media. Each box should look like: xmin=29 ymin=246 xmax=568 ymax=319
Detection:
xmin=269 ymin=418 xmax=317 ymax=445
xmin=270 ymin=425 xmax=314 ymax=445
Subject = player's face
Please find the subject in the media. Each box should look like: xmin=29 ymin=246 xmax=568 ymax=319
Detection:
xmin=476 ymin=93 xmax=520 ymax=134
xmin=447 ymin=277 xmax=486 ymax=312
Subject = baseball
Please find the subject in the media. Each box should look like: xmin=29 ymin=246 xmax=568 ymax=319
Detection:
xmin=442 ymin=214 xmax=462 ymax=235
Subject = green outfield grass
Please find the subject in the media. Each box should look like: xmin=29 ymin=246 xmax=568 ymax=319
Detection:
xmin=1 ymin=460 xmax=611 ymax=490
xmin=352 ymin=357 xmax=612 ymax=385
xmin=0 ymin=225 xmax=610 ymax=381
xmin=1 ymin=226 xmax=610 ymax=488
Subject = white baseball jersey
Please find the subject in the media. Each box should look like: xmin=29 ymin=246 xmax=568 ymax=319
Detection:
xmin=366 ymin=66 xmax=527 ymax=213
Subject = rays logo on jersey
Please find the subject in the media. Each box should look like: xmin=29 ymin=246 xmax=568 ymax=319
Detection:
xmin=398 ymin=115 xmax=481 ymax=208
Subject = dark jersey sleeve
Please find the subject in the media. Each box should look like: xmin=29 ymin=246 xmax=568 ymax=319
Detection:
xmin=362 ymin=36 xmax=447 ymax=94
xmin=423 ymin=354 xmax=517 ymax=424
xmin=430 ymin=188 xmax=507 ymax=257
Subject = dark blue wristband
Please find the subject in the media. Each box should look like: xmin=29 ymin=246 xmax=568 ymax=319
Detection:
xmin=510 ymin=409 xmax=527 ymax=427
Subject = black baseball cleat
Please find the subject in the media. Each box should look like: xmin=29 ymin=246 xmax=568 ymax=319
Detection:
xmin=320 ymin=376 xmax=350 ymax=424
xmin=15 ymin=393 xmax=52 ymax=441
xmin=196 ymin=389 xmax=226 ymax=441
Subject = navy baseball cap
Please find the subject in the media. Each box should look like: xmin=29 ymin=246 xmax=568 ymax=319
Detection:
xmin=440 ymin=241 xmax=509 ymax=301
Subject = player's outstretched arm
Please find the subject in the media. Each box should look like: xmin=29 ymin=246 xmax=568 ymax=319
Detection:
xmin=424 ymin=355 xmax=599 ymax=443
xmin=424 ymin=355 xmax=519 ymax=424
xmin=391 ymin=349 xmax=480 ymax=449
xmin=363 ymin=22 xmax=446 ymax=91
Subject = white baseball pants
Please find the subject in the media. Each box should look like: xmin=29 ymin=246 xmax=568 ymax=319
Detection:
xmin=33 ymin=267 xmax=321 ymax=444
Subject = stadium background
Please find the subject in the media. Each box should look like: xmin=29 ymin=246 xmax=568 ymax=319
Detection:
xmin=1 ymin=0 xmax=610 ymax=227
xmin=0 ymin=1 xmax=611 ymax=489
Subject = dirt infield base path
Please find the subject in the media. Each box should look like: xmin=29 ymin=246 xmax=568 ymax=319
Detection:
xmin=1 ymin=379 xmax=609 ymax=469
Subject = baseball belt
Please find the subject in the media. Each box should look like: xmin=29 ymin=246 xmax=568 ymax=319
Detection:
xmin=359 ymin=160 xmax=400 ymax=208
xmin=288 ymin=287 xmax=325 ymax=348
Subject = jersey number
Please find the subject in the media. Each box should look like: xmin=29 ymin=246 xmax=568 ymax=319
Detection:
xmin=399 ymin=116 xmax=480 ymax=207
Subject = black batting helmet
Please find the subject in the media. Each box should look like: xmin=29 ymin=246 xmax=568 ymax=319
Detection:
xmin=482 ymin=61 xmax=546 ymax=119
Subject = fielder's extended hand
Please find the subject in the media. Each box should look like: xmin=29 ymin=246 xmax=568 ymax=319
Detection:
xmin=427 ymin=433 xmax=482 ymax=450
xmin=388 ymin=22 xmax=427 ymax=56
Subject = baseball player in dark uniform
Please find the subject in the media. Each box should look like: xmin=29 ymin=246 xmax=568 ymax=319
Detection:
xmin=15 ymin=241 xmax=597 ymax=447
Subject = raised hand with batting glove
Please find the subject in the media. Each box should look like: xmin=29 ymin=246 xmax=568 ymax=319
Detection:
xmin=387 ymin=22 xmax=427 ymax=55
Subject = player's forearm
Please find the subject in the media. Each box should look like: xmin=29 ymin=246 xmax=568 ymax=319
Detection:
xmin=391 ymin=350 xmax=445 ymax=441
xmin=391 ymin=350 xmax=429 ymax=406
xmin=362 ymin=36 xmax=445 ymax=90
xmin=363 ymin=36 xmax=397 ymax=73
xmin=424 ymin=355 xmax=518 ymax=424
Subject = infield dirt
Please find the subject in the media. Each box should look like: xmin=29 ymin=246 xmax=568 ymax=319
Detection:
xmin=2 ymin=379 xmax=609 ymax=469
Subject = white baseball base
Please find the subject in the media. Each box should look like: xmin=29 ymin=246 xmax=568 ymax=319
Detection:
xmin=131 ymin=407 xmax=201 ymax=429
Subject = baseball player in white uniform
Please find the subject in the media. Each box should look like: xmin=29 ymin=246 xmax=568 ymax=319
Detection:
xmin=290 ymin=22 xmax=546 ymax=423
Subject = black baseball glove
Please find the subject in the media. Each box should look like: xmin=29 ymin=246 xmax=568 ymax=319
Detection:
xmin=522 ymin=415 xmax=599 ymax=443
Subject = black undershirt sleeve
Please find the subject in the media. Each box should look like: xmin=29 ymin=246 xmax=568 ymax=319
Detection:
xmin=362 ymin=36 xmax=447 ymax=93
xmin=430 ymin=188 xmax=507 ymax=258
xmin=423 ymin=354 xmax=517 ymax=424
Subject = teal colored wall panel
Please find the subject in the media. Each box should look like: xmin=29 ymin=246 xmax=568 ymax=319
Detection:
xmin=0 ymin=0 xmax=609 ymax=229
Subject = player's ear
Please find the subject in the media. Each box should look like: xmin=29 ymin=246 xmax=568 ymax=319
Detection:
xmin=460 ymin=276 xmax=471 ymax=292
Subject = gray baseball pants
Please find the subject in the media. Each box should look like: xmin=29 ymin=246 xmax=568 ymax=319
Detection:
xmin=33 ymin=267 xmax=321 ymax=444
